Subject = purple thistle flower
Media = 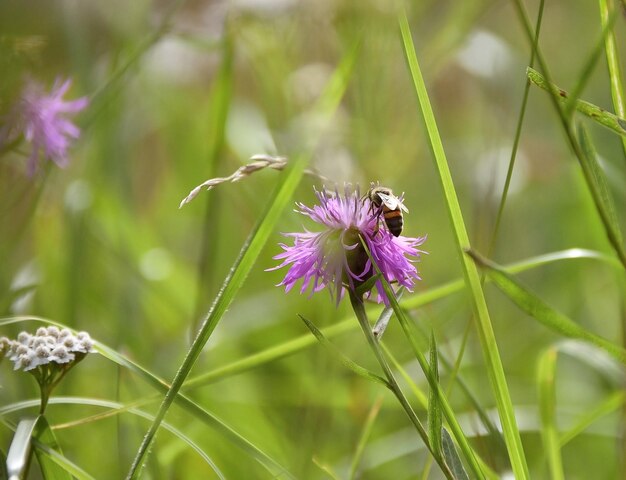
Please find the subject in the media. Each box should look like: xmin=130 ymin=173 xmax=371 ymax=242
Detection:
xmin=269 ymin=186 xmax=426 ymax=305
xmin=1 ymin=78 xmax=88 ymax=176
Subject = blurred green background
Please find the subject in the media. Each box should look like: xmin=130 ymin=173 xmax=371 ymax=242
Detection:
xmin=1 ymin=0 xmax=626 ymax=478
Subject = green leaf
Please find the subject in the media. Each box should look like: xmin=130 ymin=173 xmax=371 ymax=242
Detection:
xmin=527 ymin=67 xmax=626 ymax=137
xmin=298 ymin=315 xmax=389 ymax=387
xmin=427 ymin=332 xmax=443 ymax=459
xmin=467 ymin=250 xmax=626 ymax=363
xmin=441 ymin=427 xmax=470 ymax=480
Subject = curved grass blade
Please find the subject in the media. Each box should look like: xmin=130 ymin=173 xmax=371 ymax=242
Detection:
xmin=0 ymin=397 xmax=224 ymax=479
xmin=527 ymin=67 xmax=626 ymax=137
xmin=298 ymin=315 xmax=389 ymax=387
xmin=127 ymin=40 xmax=359 ymax=479
xmin=441 ymin=427 xmax=470 ymax=480
xmin=0 ymin=316 xmax=294 ymax=480
xmin=95 ymin=340 xmax=296 ymax=479
xmin=537 ymin=348 xmax=564 ymax=480
xmin=348 ymin=396 xmax=383 ymax=480
xmin=33 ymin=416 xmax=73 ymax=480
xmin=6 ymin=417 xmax=37 ymax=480
xmin=467 ymin=249 xmax=626 ymax=363
xmin=399 ymin=10 xmax=528 ymax=479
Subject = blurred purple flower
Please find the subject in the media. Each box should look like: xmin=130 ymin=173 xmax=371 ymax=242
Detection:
xmin=1 ymin=78 xmax=88 ymax=176
xmin=269 ymin=186 xmax=426 ymax=305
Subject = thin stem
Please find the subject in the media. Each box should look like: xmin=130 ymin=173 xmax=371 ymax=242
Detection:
xmin=488 ymin=0 xmax=545 ymax=257
xmin=349 ymin=292 xmax=454 ymax=480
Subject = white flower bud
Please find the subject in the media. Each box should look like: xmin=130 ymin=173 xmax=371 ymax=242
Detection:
xmin=59 ymin=329 xmax=71 ymax=339
xmin=50 ymin=346 xmax=74 ymax=364
xmin=17 ymin=332 xmax=31 ymax=344
xmin=46 ymin=326 xmax=60 ymax=338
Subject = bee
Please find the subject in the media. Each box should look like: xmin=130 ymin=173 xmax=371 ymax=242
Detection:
xmin=367 ymin=186 xmax=409 ymax=237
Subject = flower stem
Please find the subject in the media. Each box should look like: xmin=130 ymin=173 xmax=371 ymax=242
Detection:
xmin=349 ymin=291 xmax=454 ymax=480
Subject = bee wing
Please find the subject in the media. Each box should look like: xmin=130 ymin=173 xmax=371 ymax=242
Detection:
xmin=375 ymin=192 xmax=397 ymax=209
xmin=377 ymin=192 xmax=409 ymax=212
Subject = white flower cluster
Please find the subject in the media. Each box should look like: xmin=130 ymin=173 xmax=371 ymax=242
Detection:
xmin=0 ymin=327 xmax=94 ymax=372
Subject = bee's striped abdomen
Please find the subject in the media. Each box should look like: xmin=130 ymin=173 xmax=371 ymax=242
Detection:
xmin=383 ymin=207 xmax=403 ymax=237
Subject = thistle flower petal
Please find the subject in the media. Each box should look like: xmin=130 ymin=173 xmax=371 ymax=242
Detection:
xmin=270 ymin=186 xmax=426 ymax=305
xmin=0 ymin=77 xmax=88 ymax=175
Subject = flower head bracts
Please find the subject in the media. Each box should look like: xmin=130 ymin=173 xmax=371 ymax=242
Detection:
xmin=2 ymin=327 xmax=93 ymax=372
xmin=270 ymin=186 xmax=426 ymax=305
xmin=0 ymin=78 xmax=88 ymax=176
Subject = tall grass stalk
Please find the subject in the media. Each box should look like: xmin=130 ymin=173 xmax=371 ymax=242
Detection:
xmin=598 ymin=0 xmax=626 ymax=160
xmin=488 ymin=0 xmax=544 ymax=257
xmin=399 ymin=10 xmax=530 ymax=479
xmin=125 ymin=43 xmax=358 ymax=479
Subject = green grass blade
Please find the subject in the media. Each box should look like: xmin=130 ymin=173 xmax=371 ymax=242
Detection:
xmin=359 ymin=240 xmax=489 ymax=480
xmin=560 ymin=391 xmax=625 ymax=446
xmin=399 ymin=10 xmax=529 ymax=479
xmin=563 ymin=10 xmax=618 ymax=119
xmin=33 ymin=416 xmax=74 ymax=480
xmin=467 ymin=250 xmax=626 ymax=363
xmin=348 ymin=396 xmax=383 ymax=480
xmin=537 ymin=348 xmax=565 ymax=480
xmin=185 ymin=319 xmax=355 ymax=388
xmin=0 ymin=397 xmax=225 ymax=479
xmin=577 ymin=123 xmax=624 ymax=245
xmin=441 ymin=427 xmax=470 ymax=480
xmin=489 ymin=0 xmax=545 ymax=256
xmin=598 ymin=0 xmax=626 ymax=157
xmin=126 ymin=41 xmax=358 ymax=479
xmin=513 ymin=1 xmax=626 ymax=272
xmin=94 ymin=340 xmax=296 ymax=479
xmin=527 ymin=67 xmax=626 ymax=137
xmin=427 ymin=332 xmax=443 ymax=459
xmin=298 ymin=314 xmax=389 ymax=387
